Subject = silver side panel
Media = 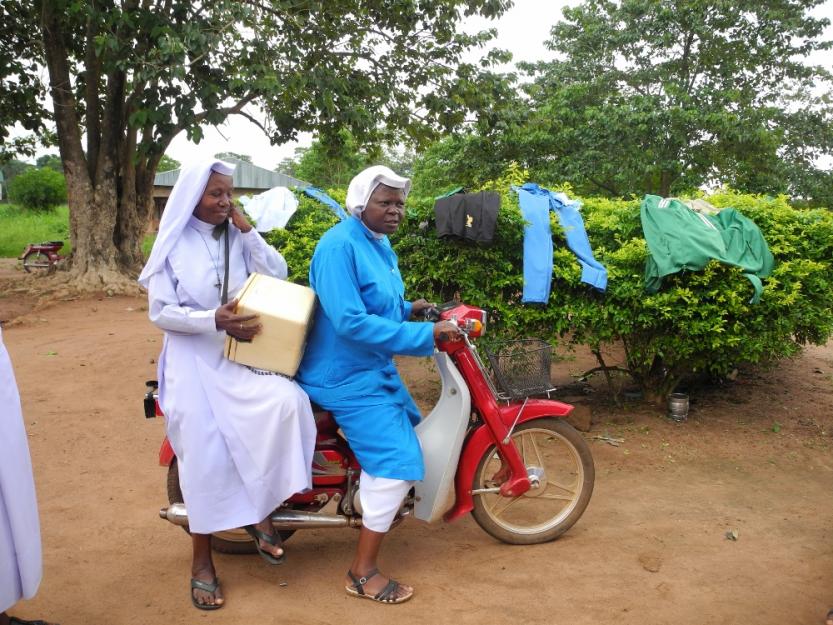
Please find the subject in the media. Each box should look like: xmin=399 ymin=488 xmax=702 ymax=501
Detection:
xmin=413 ymin=352 xmax=471 ymax=523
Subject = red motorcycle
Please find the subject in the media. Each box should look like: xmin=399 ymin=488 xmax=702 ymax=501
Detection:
xmin=19 ymin=240 xmax=65 ymax=274
xmin=145 ymin=302 xmax=595 ymax=552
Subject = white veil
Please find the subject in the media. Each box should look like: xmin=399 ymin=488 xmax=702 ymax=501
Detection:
xmin=138 ymin=158 xmax=235 ymax=288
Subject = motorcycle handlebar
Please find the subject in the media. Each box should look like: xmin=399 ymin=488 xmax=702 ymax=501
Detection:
xmin=423 ymin=306 xmax=441 ymax=322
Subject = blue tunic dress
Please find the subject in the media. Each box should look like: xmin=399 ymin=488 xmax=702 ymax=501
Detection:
xmin=297 ymin=217 xmax=434 ymax=481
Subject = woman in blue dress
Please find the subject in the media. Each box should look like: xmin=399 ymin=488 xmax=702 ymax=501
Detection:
xmin=297 ymin=165 xmax=461 ymax=604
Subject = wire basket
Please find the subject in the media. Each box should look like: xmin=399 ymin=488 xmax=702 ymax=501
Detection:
xmin=484 ymin=339 xmax=555 ymax=400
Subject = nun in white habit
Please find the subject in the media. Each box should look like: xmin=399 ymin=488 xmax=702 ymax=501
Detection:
xmin=0 ymin=327 xmax=53 ymax=625
xmin=138 ymin=157 xmax=315 ymax=610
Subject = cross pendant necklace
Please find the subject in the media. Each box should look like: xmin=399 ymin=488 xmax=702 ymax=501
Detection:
xmin=194 ymin=228 xmax=223 ymax=294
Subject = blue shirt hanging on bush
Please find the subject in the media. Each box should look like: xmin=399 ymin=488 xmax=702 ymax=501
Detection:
xmin=515 ymin=183 xmax=608 ymax=303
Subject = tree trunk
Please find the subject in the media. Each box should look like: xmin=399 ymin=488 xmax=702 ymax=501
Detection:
xmin=41 ymin=1 xmax=153 ymax=293
xmin=63 ymin=159 xmax=150 ymax=292
xmin=659 ymin=169 xmax=673 ymax=197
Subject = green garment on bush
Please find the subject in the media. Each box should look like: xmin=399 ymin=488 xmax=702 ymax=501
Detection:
xmin=641 ymin=195 xmax=775 ymax=304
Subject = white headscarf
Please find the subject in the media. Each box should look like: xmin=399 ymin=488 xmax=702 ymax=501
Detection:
xmin=138 ymin=158 xmax=235 ymax=288
xmin=345 ymin=165 xmax=411 ymax=217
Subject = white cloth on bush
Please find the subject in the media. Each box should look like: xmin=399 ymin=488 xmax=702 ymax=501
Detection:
xmin=240 ymin=186 xmax=299 ymax=232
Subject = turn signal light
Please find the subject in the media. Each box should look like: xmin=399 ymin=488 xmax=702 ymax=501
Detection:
xmin=465 ymin=318 xmax=484 ymax=337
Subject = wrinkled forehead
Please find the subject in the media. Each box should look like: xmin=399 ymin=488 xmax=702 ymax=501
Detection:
xmin=369 ymin=183 xmax=406 ymax=201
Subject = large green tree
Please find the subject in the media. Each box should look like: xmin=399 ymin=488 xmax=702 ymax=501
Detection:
xmin=282 ymin=130 xmax=418 ymax=188
xmin=520 ymin=0 xmax=833 ymax=200
xmin=291 ymin=130 xmax=374 ymax=188
xmin=1 ymin=0 xmax=510 ymax=288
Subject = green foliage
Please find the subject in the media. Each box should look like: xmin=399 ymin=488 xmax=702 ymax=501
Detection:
xmin=416 ymin=0 xmax=833 ymax=204
xmin=258 ymin=171 xmax=833 ymax=403
xmin=285 ymin=131 xmax=418 ymax=188
xmin=1 ymin=159 xmax=33 ymax=187
xmin=264 ymin=194 xmax=340 ymax=285
xmin=157 ymin=154 xmax=180 ymax=173
xmin=35 ymin=154 xmax=62 ymax=172
xmin=518 ymin=0 xmax=833 ymax=202
xmin=8 ymin=167 xmax=67 ymax=211
xmin=141 ymin=233 xmax=156 ymax=260
xmin=1 ymin=0 xmax=513 ymax=278
xmin=411 ymin=134 xmax=508 ymax=197
xmin=292 ymin=131 xmax=375 ymax=188
xmin=0 ymin=3 xmax=47 ymax=160
xmin=393 ymin=179 xmax=833 ymax=402
xmin=0 ymin=204 xmax=70 ymax=257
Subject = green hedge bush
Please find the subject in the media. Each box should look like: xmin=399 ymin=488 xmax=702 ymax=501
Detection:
xmin=7 ymin=167 xmax=67 ymax=212
xmin=264 ymin=192 xmax=341 ymax=284
xmin=269 ymin=174 xmax=833 ymax=403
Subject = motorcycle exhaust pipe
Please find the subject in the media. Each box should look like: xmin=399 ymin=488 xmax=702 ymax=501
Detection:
xmin=159 ymin=503 xmax=362 ymax=529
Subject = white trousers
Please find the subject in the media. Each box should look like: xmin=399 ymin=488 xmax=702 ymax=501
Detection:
xmin=359 ymin=471 xmax=412 ymax=533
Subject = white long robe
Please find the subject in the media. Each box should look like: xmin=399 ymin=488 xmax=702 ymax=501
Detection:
xmin=0 ymin=326 xmax=42 ymax=612
xmin=148 ymin=217 xmax=315 ymax=534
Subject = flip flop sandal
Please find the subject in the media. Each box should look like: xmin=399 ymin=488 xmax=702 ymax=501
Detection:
xmin=9 ymin=618 xmax=59 ymax=625
xmin=191 ymin=577 xmax=223 ymax=611
xmin=244 ymin=524 xmax=286 ymax=565
xmin=345 ymin=568 xmax=413 ymax=604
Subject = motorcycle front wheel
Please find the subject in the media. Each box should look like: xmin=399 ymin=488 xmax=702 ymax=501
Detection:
xmin=166 ymin=458 xmax=295 ymax=555
xmin=470 ymin=418 xmax=594 ymax=545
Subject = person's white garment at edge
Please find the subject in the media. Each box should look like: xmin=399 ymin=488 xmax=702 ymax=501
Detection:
xmin=138 ymin=157 xmax=315 ymax=534
xmin=0 ymin=326 xmax=43 ymax=614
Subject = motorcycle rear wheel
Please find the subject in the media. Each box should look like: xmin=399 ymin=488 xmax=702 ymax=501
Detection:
xmin=166 ymin=458 xmax=294 ymax=555
xmin=22 ymin=251 xmax=54 ymax=274
xmin=470 ymin=418 xmax=594 ymax=545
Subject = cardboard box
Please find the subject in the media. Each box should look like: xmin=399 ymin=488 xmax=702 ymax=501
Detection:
xmin=224 ymin=272 xmax=316 ymax=376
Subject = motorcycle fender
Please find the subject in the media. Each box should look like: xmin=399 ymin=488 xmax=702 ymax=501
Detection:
xmin=158 ymin=438 xmax=175 ymax=467
xmin=444 ymin=399 xmax=573 ymax=523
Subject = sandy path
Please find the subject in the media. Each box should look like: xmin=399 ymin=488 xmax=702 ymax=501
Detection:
xmin=1 ymin=272 xmax=831 ymax=624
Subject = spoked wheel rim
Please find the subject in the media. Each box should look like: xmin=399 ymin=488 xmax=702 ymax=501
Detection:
xmin=23 ymin=252 xmax=53 ymax=273
xmin=475 ymin=425 xmax=586 ymax=536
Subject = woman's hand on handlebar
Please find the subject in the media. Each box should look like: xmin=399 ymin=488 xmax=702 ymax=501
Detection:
xmin=433 ymin=320 xmax=462 ymax=343
xmin=215 ymin=299 xmax=261 ymax=340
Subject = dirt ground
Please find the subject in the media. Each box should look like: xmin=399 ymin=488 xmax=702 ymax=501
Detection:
xmin=1 ymin=258 xmax=832 ymax=625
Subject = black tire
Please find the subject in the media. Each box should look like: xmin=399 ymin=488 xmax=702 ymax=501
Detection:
xmin=470 ymin=418 xmax=595 ymax=545
xmin=22 ymin=251 xmax=53 ymax=274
